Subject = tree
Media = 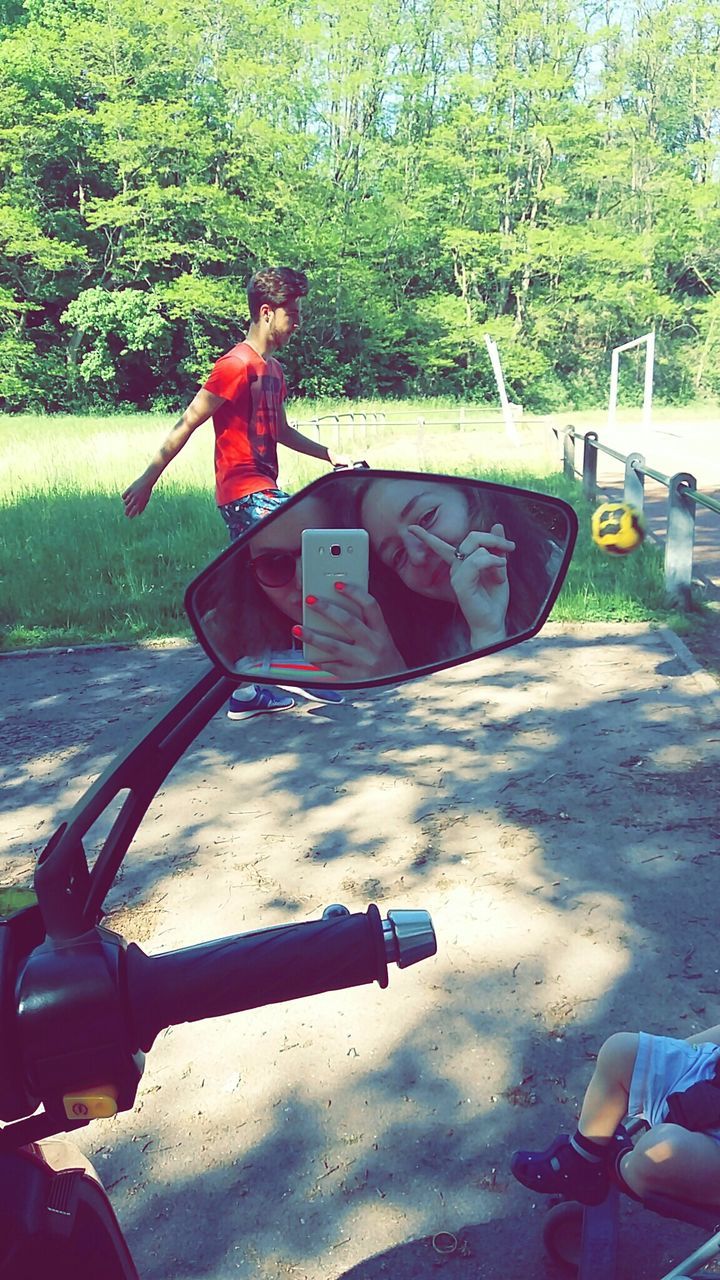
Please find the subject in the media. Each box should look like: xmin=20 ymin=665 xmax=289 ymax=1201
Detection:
xmin=0 ymin=0 xmax=718 ymax=410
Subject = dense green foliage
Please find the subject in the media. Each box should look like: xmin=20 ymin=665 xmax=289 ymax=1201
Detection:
xmin=1 ymin=0 xmax=719 ymax=411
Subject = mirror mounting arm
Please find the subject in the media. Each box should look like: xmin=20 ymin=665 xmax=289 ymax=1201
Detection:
xmin=34 ymin=666 xmax=235 ymax=941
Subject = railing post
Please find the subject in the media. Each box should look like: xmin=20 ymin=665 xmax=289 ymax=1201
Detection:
xmin=416 ymin=416 xmax=425 ymax=460
xmin=624 ymin=453 xmax=645 ymax=513
xmin=665 ymin=471 xmax=697 ymax=609
xmin=582 ymin=431 xmax=599 ymax=500
xmin=562 ymin=426 xmax=576 ymax=479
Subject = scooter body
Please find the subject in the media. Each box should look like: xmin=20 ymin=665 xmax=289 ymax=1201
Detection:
xmin=0 ymin=1141 xmax=138 ymax=1279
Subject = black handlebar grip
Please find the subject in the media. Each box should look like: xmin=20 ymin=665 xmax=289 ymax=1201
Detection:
xmin=125 ymin=906 xmax=387 ymax=1052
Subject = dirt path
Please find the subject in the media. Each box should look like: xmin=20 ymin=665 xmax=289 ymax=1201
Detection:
xmin=2 ymin=626 xmax=719 ymax=1279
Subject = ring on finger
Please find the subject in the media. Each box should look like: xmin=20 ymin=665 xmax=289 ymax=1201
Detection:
xmin=454 ymin=547 xmax=467 ymax=561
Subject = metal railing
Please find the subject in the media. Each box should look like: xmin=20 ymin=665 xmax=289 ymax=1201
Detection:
xmin=294 ymin=408 xmax=517 ymax=447
xmin=299 ymin=411 xmax=387 ymax=442
xmin=558 ymin=426 xmax=720 ymax=608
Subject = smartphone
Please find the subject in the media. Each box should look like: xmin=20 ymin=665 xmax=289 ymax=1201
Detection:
xmin=302 ymin=528 xmax=369 ymax=664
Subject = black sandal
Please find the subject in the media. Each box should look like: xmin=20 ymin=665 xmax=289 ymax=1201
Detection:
xmin=511 ymin=1134 xmax=610 ymax=1205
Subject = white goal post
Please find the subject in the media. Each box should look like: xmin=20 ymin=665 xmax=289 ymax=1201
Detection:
xmin=484 ymin=334 xmax=520 ymax=443
xmin=608 ymin=330 xmax=656 ymax=431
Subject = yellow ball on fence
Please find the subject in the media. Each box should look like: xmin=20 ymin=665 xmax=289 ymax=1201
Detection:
xmin=591 ymin=502 xmax=646 ymax=555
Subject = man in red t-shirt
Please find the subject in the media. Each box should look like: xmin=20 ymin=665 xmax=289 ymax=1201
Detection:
xmin=123 ymin=266 xmax=351 ymax=718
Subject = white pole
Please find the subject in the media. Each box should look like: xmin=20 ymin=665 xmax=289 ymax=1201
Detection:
xmin=642 ymin=329 xmax=655 ymax=430
xmin=484 ymin=334 xmax=520 ymax=444
xmin=608 ymin=349 xmax=620 ymax=431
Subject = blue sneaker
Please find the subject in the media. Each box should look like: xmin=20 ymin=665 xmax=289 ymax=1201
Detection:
xmin=227 ymin=686 xmax=295 ymax=720
xmin=281 ymin=686 xmax=345 ymax=705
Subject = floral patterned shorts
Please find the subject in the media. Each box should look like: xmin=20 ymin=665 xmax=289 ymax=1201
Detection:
xmin=219 ymin=489 xmax=291 ymax=542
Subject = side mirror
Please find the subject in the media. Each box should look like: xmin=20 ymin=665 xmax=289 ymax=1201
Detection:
xmin=184 ymin=470 xmax=578 ymax=689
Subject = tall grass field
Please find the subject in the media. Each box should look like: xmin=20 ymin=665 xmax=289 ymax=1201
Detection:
xmin=0 ymin=405 xmax=683 ymax=651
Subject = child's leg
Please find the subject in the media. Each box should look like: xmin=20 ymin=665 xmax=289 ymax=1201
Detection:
xmin=620 ymin=1124 xmax=720 ymax=1204
xmin=686 ymin=1023 xmax=720 ymax=1047
xmin=577 ymin=1031 xmax=639 ymax=1143
xmin=511 ymin=1033 xmax=639 ymax=1205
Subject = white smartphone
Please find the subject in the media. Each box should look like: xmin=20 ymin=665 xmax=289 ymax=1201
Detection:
xmin=302 ymin=528 xmax=369 ymax=664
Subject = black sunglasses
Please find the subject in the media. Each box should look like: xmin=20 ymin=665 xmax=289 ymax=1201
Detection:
xmin=250 ymin=549 xmax=300 ymax=588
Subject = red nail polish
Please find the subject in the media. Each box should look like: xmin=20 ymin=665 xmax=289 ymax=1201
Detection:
xmin=291 ymin=624 xmax=303 ymax=637
xmin=305 ymin=594 xmax=317 ymax=605
xmin=334 ymin=581 xmax=346 ymax=591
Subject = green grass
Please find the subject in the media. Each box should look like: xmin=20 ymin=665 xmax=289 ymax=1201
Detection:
xmin=0 ymin=888 xmax=37 ymax=916
xmin=549 ymin=487 xmax=670 ymax=622
xmin=0 ymin=412 xmax=330 ymax=649
xmin=0 ymin=408 xmax=707 ymax=650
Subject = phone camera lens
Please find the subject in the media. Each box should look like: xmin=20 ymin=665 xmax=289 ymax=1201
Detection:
xmin=330 ymin=544 xmax=341 ymax=556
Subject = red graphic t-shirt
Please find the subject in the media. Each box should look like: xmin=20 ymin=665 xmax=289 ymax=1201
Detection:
xmin=203 ymin=342 xmax=287 ymax=505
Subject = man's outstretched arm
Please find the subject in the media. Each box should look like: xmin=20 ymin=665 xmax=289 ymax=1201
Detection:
xmin=122 ymin=388 xmax=226 ymax=517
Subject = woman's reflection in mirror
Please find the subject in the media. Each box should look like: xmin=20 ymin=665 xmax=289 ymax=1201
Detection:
xmin=358 ymin=478 xmax=564 ymax=664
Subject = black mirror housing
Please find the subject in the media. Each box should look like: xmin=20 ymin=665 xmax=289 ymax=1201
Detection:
xmin=184 ymin=470 xmax=578 ymax=690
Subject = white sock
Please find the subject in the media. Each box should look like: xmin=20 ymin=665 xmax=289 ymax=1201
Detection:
xmin=231 ymin=685 xmax=257 ymax=702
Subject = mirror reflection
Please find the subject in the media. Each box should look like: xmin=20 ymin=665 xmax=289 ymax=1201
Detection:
xmin=186 ymin=472 xmax=573 ymax=685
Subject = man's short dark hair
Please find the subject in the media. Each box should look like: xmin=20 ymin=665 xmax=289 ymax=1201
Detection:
xmin=247 ymin=267 xmax=309 ymax=321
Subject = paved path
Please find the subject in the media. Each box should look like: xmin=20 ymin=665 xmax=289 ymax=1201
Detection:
xmin=1 ymin=399 xmax=718 ymax=1280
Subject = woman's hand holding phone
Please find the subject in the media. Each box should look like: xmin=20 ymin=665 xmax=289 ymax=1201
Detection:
xmin=295 ymin=584 xmax=406 ymax=680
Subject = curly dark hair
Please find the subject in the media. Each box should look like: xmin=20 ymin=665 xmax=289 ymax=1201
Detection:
xmin=356 ymin=478 xmax=565 ymax=668
xmin=247 ymin=267 xmax=309 ymax=321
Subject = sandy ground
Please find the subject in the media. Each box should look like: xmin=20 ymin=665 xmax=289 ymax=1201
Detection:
xmin=1 ymin=624 xmax=720 ymax=1279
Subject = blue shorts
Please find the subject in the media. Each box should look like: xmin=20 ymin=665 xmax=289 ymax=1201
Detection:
xmin=629 ymin=1032 xmax=720 ymax=1142
xmin=219 ymin=489 xmax=290 ymax=542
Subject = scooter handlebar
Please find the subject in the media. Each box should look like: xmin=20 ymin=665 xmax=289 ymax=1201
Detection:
xmin=125 ymin=905 xmax=436 ymax=1053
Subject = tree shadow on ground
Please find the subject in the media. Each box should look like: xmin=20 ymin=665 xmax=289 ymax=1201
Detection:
xmin=1 ymin=626 xmax=719 ymax=1278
